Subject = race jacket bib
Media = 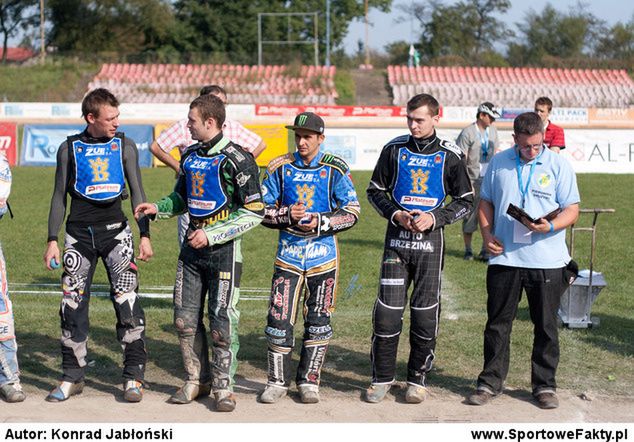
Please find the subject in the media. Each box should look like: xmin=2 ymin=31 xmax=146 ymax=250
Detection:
xmin=281 ymin=164 xmax=332 ymax=213
xmin=393 ymin=148 xmax=446 ymax=212
xmin=72 ymin=138 xmax=125 ymax=202
xmin=183 ymin=152 xmax=229 ymax=218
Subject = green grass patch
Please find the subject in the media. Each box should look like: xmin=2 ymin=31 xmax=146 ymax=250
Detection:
xmin=5 ymin=168 xmax=633 ymax=397
xmin=0 ymin=60 xmax=99 ymax=102
xmin=334 ymin=69 xmax=355 ymax=106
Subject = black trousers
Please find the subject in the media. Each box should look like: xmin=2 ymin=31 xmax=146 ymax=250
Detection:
xmin=476 ymin=264 xmax=567 ymax=395
xmin=370 ymin=225 xmax=444 ymax=387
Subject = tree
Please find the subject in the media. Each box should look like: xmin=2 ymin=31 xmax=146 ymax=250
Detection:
xmin=0 ymin=0 xmax=39 ymax=63
xmin=595 ymin=15 xmax=634 ymax=61
xmin=507 ymin=3 xmax=603 ymax=66
xmin=170 ymin=0 xmax=393 ymax=65
xmin=47 ymin=0 xmax=174 ymax=57
xmin=397 ymin=0 xmax=510 ymax=65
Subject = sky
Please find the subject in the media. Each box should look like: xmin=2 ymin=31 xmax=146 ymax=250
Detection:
xmin=343 ymin=0 xmax=634 ymax=55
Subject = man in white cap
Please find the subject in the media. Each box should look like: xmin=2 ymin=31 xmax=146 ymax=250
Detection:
xmin=456 ymin=102 xmax=500 ymax=261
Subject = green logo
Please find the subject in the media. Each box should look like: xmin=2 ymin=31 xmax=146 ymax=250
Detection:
xmin=298 ymin=114 xmax=308 ymax=126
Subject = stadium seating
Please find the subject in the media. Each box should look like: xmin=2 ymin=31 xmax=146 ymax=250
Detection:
xmin=88 ymin=63 xmax=338 ymax=105
xmin=387 ymin=65 xmax=634 ymax=108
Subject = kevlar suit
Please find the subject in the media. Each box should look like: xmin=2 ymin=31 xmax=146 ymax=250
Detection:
xmin=367 ymin=132 xmax=473 ymax=387
xmin=46 ymin=130 xmax=151 ymax=383
xmin=0 ymin=154 xmax=20 ymax=387
xmin=261 ymin=151 xmax=360 ymax=388
xmin=153 ymin=133 xmax=263 ymax=391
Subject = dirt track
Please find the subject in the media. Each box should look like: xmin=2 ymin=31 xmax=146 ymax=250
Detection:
xmin=3 ymin=380 xmax=633 ymax=424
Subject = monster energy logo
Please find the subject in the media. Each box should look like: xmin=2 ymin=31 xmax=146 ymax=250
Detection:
xmin=298 ymin=114 xmax=308 ymax=126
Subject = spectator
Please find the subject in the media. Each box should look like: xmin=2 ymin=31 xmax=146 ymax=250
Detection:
xmin=534 ymin=97 xmax=565 ymax=153
xmin=456 ymin=102 xmax=500 ymax=261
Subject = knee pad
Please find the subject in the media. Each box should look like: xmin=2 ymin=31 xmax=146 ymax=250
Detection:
xmin=265 ymin=326 xmax=293 ymax=347
xmin=373 ymin=299 xmax=404 ymax=337
xmin=306 ymin=324 xmax=333 ymax=342
xmin=113 ymin=291 xmax=145 ymax=328
xmin=411 ymin=303 xmax=439 ymax=340
xmin=174 ymin=310 xmax=198 ymax=336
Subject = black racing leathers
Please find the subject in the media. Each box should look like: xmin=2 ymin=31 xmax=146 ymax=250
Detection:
xmin=367 ymin=132 xmax=473 ymax=386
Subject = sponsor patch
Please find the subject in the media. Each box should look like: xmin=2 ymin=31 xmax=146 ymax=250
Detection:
xmin=245 ymin=193 xmax=261 ymax=203
xmin=245 ymin=201 xmax=264 ymax=211
xmin=400 ymin=195 xmax=438 ymax=207
xmin=380 ymin=278 xmax=405 ymax=286
xmin=236 ymin=172 xmax=250 ymax=187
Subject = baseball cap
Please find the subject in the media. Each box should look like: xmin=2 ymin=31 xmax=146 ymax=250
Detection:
xmin=285 ymin=112 xmax=325 ymax=134
xmin=478 ymin=102 xmax=500 ymax=119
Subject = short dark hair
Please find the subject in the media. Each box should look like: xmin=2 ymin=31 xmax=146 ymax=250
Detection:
xmin=190 ymin=94 xmax=226 ymax=128
xmin=535 ymin=96 xmax=553 ymax=111
xmin=406 ymin=93 xmax=440 ymax=116
xmin=82 ymin=88 xmax=119 ymax=123
xmin=513 ymin=112 xmax=544 ymax=136
xmin=199 ymin=84 xmax=226 ymax=98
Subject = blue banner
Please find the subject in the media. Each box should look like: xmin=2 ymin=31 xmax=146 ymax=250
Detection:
xmin=321 ymin=135 xmax=357 ymax=166
xmin=119 ymin=125 xmax=154 ymax=168
xmin=21 ymin=124 xmax=155 ymax=167
xmin=21 ymin=124 xmax=83 ymax=166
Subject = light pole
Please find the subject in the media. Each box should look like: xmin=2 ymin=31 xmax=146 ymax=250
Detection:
xmin=39 ymin=0 xmax=45 ymax=63
xmin=364 ymin=0 xmax=370 ymax=67
xmin=325 ymin=0 xmax=331 ymax=67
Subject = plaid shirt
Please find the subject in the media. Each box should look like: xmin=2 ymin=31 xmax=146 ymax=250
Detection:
xmin=156 ymin=118 xmax=262 ymax=154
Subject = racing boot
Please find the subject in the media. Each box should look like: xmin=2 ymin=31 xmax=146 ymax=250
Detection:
xmin=259 ymin=385 xmax=288 ymax=404
xmin=405 ymin=384 xmax=429 ymax=403
xmin=169 ymin=381 xmax=212 ymax=404
xmin=0 ymin=382 xmax=26 ymax=403
xmin=214 ymin=390 xmax=236 ymax=412
xmin=46 ymin=381 xmax=84 ymax=402
xmin=123 ymin=380 xmax=144 ymax=403
xmin=364 ymin=383 xmax=391 ymax=403
xmin=298 ymin=384 xmax=320 ymax=404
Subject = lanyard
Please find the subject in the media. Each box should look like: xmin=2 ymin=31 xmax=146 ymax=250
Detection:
xmin=478 ymin=125 xmax=489 ymax=161
xmin=515 ymin=148 xmax=543 ymax=208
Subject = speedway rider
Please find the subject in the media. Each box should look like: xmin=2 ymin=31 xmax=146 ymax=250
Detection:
xmin=365 ymin=93 xmax=473 ymax=404
xmin=258 ymin=112 xmax=360 ymax=404
xmin=43 ymin=88 xmax=153 ymax=403
xmin=135 ymin=93 xmax=264 ymax=412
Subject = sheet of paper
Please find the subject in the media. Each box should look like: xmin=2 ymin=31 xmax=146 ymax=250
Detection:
xmin=513 ymin=220 xmax=532 ymax=244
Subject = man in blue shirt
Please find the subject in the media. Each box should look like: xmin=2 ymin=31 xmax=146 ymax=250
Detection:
xmin=468 ymin=112 xmax=580 ymax=410
xmin=258 ymin=112 xmax=360 ymax=404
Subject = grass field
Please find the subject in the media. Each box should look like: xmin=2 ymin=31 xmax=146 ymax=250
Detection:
xmin=4 ymin=167 xmax=633 ymax=398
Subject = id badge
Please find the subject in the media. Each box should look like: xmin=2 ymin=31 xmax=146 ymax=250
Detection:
xmin=479 ymin=162 xmax=489 ymax=177
xmin=513 ymin=221 xmax=532 ymax=244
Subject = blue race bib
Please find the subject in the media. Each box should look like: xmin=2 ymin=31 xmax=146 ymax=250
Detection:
xmin=72 ymin=137 xmax=124 ymax=202
xmin=183 ymin=152 xmax=229 ymax=218
xmin=392 ymin=148 xmax=446 ymax=212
